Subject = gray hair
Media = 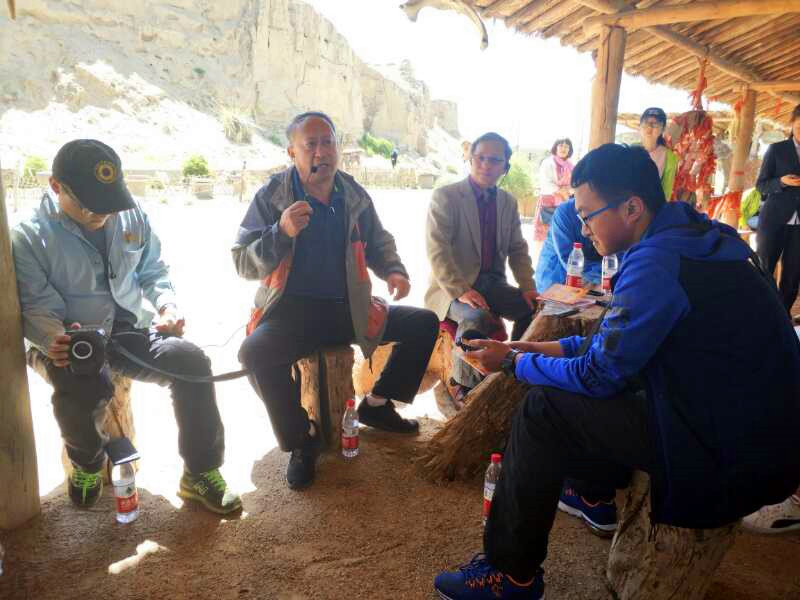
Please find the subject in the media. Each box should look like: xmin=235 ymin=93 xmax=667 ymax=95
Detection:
xmin=285 ymin=111 xmax=337 ymax=142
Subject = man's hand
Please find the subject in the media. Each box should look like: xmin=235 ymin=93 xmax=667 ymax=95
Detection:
xmin=781 ymin=175 xmax=800 ymax=187
xmin=463 ymin=338 xmax=512 ymax=375
xmin=47 ymin=333 xmax=73 ymax=368
xmin=156 ymin=306 xmax=185 ymax=337
xmin=522 ymin=288 xmax=539 ymax=310
xmin=458 ymin=288 xmax=489 ymax=310
xmin=387 ymin=273 xmax=410 ymax=301
xmin=279 ymin=201 xmax=313 ymax=237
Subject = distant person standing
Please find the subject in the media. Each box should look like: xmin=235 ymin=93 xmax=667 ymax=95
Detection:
xmin=390 ymin=148 xmax=398 ymax=168
xmin=460 ymin=140 xmax=472 ymax=177
xmin=639 ymin=107 xmax=678 ymax=202
xmin=533 ymin=138 xmax=574 ymax=243
xmin=756 ymin=103 xmax=800 ymax=314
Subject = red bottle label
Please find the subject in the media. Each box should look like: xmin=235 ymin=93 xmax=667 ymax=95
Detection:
xmin=482 ymin=498 xmax=491 ymax=519
xmin=341 ymin=434 xmax=359 ymax=450
xmin=602 ymin=276 xmax=612 ymax=291
xmin=115 ymin=489 xmax=139 ymax=513
xmin=565 ymin=275 xmax=582 ymax=288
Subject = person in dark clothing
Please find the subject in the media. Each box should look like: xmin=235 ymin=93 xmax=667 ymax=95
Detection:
xmin=233 ymin=111 xmax=438 ymax=490
xmin=433 ymin=144 xmax=800 ymax=600
xmin=756 ymin=103 xmax=800 ymax=314
xmin=390 ymin=148 xmax=398 ymax=168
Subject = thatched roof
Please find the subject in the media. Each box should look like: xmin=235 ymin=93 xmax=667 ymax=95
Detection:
xmin=469 ymin=0 xmax=800 ymax=124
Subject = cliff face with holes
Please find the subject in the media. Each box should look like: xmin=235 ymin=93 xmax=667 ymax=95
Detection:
xmin=0 ymin=0 xmax=458 ymax=167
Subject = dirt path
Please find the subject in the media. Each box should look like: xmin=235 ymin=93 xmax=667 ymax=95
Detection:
xmin=2 ymin=416 xmax=799 ymax=600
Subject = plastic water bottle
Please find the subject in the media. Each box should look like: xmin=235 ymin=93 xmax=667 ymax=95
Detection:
xmin=566 ymin=242 xmax=585 ymax=288
xmin=482 ymin=453 xmax=503 ymax=526
xmin=112 ymin=462 xmax=139 ymax=524
xmin=341 ymin=398 xmax=359 ymax=459
xmin=602 ymin=254 xmax=619 ymax=293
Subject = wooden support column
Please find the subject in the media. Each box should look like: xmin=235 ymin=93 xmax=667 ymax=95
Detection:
xmin=0 ymin=158 xmax=41 ymax=529
xmin=589 ymin=25 xmax=627 ymax=150
xmin=721 ymin=88 xmax=757 ymax=228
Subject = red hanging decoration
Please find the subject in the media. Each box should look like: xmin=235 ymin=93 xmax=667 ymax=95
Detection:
xmin=689 ymin=57 xmax=708 ymax=111
xmin=774 ymin=98 xmax=784 ymax=119
xmin=671 ymin=112 xmax=717 ymax=202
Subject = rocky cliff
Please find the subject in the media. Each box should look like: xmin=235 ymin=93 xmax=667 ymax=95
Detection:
xmin=0 ymin=0 xmax=459 ymax=168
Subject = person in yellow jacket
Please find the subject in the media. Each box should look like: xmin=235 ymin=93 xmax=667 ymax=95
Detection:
xmin=639 ymin=107 xmax=678 ymax=201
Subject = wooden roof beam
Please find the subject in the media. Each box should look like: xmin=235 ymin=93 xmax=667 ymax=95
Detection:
xmin=751 ymin=81 xmax=800 ymax=92
xmin=583 ymin=1 xmax=800 ymax=34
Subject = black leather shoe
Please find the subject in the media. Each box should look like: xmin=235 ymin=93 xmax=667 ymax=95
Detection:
xmin=286 ymin=432 xmax=321 ymax=490
xmin=357 ymin=400 xmax=419 ymax=434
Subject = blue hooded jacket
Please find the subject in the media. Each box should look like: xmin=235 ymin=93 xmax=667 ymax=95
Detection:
xmin=517 ymin=202 xmax=800 ymax=527
xmin=534 ymin=198 xmax=601 ymax=293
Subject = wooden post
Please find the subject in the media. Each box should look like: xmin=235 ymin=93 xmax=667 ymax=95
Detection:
xmin=607 ymin=471 xmax=740 ymax=600
xmin=298 ymin=347 xmax=355 ymax=452
xmin=589 ymin=25 xmax=627 ymax=150
xmin=0 ymin=157 xmax=41 ymax=529
xmin=723 ymin=87 xmax=757 ymax=228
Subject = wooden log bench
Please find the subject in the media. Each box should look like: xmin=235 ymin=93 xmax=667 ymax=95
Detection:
xmin=607 ymin=471 xmax=740 ymax=600
xmin=297 ymin=346 xmax=355 ymax=452
xmin=26 ymin=349 xmax=136 ymax=483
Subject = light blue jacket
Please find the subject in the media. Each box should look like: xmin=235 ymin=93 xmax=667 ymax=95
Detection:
xmin=11 ymin=193 xmax=175 ymax=351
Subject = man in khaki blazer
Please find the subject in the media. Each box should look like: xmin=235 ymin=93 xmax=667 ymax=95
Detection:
xmin=425 ymin=132 xmax=537 ymax=392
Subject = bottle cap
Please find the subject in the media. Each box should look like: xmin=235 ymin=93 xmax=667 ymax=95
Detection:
xmin=346 ymin=398 xmax=355 ymax=408
xmin=573 ymin=242 xmax=582 ymax=249
xmin=490 ymin=453 xmax=502 ymax=463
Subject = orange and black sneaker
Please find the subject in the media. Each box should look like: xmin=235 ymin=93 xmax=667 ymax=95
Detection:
xmin=434 ymin=554 xmax=544 ymax=600
xmin=68 ymin=466 xmax=103 ymax=508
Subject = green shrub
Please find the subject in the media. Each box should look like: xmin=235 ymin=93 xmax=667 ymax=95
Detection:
xmin=22 ymin=155 xmax=47 ymax=185
xmin=193 ymin=67 xmax=206 ymax=78
xmin=268 ymin=133 xmax=283 ymax=146
xmin=499 ymin=160 xmax=536 ymax=218
xmin=221 ymin=109 xmax=252 ymax=144
xmin=446 ymin=165 xmax=458 ymax=175
xmin=358 ymin=132 xmax=393 ymax=159
xmin=182 ymin=155 xmax=210 ymax=178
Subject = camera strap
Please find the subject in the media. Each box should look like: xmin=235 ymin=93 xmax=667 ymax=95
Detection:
xmin=108 ymin=338 xmax=251 ymax=383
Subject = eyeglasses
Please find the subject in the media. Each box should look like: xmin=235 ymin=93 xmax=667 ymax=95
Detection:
xmin=640 ymin=121 xmax=663 ymax=130
xmin=576 ymin=199 xmax=628 ymax=229
xmin=471 ymin=155 xmax=506 ymax=167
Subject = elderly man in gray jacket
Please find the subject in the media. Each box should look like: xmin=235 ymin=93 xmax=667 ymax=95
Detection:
xmin=426 ymin=132 xmax=537 ymax=396
xmin=233 ymin=112 xmax=438 ymax=490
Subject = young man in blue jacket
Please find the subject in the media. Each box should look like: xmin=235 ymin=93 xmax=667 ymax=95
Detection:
xmin=434 ymin=144 xmax=800 ymax=600
xmin=12 ymin=139 xmax=240 ymax=514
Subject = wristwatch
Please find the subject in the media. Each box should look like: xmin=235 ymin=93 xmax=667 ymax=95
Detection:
xmin=500 ymin=349 xmax=521 ymax=377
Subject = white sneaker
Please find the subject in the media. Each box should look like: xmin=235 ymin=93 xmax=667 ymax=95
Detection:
xmin=743 ymin=497 xmax=800 ymax=534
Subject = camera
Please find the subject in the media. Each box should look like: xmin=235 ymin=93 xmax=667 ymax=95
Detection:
xmin=66 ymin=327 xmax=107 ymax=375
xmin=455 ymin=328 xmax=486 ymax=352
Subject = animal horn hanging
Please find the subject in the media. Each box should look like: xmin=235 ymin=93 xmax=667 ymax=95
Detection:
xmin=689 ymin=57 xmax=708 ymax=111
xmin=400 ymin=0 xmax=489 ymax=50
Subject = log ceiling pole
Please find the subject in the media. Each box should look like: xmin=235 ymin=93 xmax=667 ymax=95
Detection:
xmin=572 ymin=0 xmax=800 ymax=106
xmin=751 ymin=81 xmax=800 ymax=92
xmin=589 ymin=25 xmax=627 ymax=149
xmin=584 ymin=1 xmax=800 ymax=33
xmin=6 ymin=0 xmax=15 ymax=19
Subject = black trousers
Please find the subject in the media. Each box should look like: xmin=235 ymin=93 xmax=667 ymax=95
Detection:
xmin=43 ymin=324 xmax=225 ymax=474
xmin=484 ymin=386 xmax=651 ymax=581
xmin=757 ymin=224 xmax=800 ymax=313
xmin=238 ymin=295 xmax=439 ymax=452
xmin=446 ymin=272 xmax=534 ymax=387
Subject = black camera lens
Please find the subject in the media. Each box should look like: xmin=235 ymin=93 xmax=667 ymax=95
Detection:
xmin=71 ymin=340 xmax=94 ymax=360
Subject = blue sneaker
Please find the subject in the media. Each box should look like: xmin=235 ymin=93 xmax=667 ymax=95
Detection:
xmin=434 ymin=554 xmax=544 ymax=600
xmin=557 ymin=486 xmax=617 ymax=537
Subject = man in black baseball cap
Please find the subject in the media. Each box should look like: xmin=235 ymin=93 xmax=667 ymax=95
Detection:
xmin=52 ymin=139 xmax=136 ymax=216
xmin=12 ymin=139 xmax=241 ymax=515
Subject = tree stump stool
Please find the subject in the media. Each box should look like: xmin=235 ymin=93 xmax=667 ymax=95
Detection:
xmin=353 ymin=328 xmax=455 ymax=399
xmin=26 ymin=349 xmax=136 ymax=483
xmin=607 ymin=470 xmax=740 ymax=600
xmin=297 ymin=346 xmax=355 ymax=452
xmin=418 ymin=306 xmax=604 ymax=481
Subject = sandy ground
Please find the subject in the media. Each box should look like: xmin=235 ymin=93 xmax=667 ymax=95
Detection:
xmin=1 ymin=189 xmax=799 ymax=599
